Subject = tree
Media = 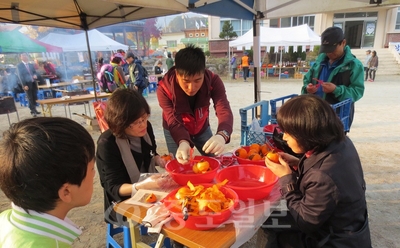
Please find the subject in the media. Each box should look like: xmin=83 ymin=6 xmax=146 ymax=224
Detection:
xmin=219 ymin=21 xmax=237 ymax=40
xmin=142 ymin=18 xmax=162 ymax=56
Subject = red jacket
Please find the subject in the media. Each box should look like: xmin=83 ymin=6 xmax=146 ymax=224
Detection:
xmin=157 ymin=68 xmax=233 ymax=146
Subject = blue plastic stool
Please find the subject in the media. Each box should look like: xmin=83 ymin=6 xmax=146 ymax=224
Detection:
xmin=37 ymin=91 xmax=45 ymax=100
xmin=106 ymin=224 xmax=171 ymax=248
xmin=142 ymin=88 xmax=148 ymax=97
xmin=55 ymin=92 xmax=63 ymax=98
xmin=148 ymin=82 xmax=157 ymax=93
xmin=7 ymin=91 xmax=18 ymax=102
xmin=18 ymin=93 xmax=28 ymax=107
xmin=106 ymin=223 xmax=132 ymax=248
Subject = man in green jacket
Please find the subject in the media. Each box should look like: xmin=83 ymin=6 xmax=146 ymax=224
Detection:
xmin=302 ymin=26 xmax=364 ymax=129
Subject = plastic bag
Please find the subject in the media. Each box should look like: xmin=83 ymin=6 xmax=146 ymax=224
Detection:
xmin=250 ymin=118 xmax=263 ymax=132
xmin=93 ymin=100 xmax=109 ymax=132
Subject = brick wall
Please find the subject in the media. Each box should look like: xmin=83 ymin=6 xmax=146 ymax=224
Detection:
xmin=385 ymin=33 xmax=400 ymax=47
xmin=209 ymin=40 xmax=229 ymax=57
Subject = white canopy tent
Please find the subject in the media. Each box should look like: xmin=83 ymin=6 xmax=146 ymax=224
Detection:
xmin=40 ymin=29 xmax=128 ymax=52
xmin=229 ymin=24 xmax=321 ymax=80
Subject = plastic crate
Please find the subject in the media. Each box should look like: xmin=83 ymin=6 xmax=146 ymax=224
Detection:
xmin=240 ymin=95 xmax=352 ymax=146
xmin=270 ymin=94 xmax=298 ymax=124
xmin=239 ymin=100 xmax=271 ymax=146
xmin=331 ymin=98 xmax=352 ymax=133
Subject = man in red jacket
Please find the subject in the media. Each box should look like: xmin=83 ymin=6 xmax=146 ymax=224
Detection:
xmin=157 ymin=44 xmax=233 ymax=164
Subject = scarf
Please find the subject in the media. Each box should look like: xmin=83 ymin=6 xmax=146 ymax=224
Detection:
xmin=115 ymin=133 xmax=157 ymax=183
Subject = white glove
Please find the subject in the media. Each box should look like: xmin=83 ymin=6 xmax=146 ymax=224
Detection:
xmin=176 ymin=141 xmax=191 ymax=164
xmin=202 ymin=135 xmax=225 ymax=155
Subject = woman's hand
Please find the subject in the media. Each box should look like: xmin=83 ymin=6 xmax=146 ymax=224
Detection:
xmin=265 ymin=152 xmax=295 ymax=178
xmin=279 ymin=153 xmax=300 ymax=171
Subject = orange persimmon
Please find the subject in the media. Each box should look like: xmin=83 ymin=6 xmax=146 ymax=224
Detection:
xmin=235 ymin=148 xmax=248 ymax=159
xmin=145 ymin=193 xmax=157 ymax=203
xmin=266 ymin=150 xmax=280 ymax=163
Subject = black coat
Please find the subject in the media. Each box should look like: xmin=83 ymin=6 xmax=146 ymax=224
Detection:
xmin=280 ymin=137 xmax=371 ymax=247
xmin=96 ymin=122 xmax=157 ymax=223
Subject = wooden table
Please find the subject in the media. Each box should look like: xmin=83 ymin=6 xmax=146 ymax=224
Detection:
xmin=36 ymin=93 xmax=111 ymax=118
xmin=114 ymin=186 xmax=281 ymax=248
xmin=38 ymin=80 xmax=92 ymax=90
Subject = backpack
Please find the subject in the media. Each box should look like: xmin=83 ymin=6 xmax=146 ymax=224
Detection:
xmin=133 ymin=63 xmax=149 ymax=89
xmin=97 ymin=64 xmax=124 ymax=93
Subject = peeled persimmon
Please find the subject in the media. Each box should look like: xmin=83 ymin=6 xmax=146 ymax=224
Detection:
xmin=235 ymin=148 xmax=248 ymax=159
xmin=266 ymin=150 xmax=280 ymax=163
xmin=145 ymin=193 xmax=157 ymax=203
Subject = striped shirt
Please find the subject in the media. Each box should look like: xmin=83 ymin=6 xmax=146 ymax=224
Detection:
xmin=0 ymin=203 xmax=82 ymax=248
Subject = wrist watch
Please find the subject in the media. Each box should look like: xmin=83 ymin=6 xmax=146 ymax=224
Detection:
xmin=217 ymin=130 xmax=230 ymax=143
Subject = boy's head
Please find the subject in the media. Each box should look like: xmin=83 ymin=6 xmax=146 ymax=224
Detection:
xmin=0 ymin=117 xmax=95 ymax=214
xmin=174 ymin=44 xmax=206 ymax=96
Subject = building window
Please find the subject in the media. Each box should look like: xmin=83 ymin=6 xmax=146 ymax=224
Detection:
xmin=166 ymin=40 xmax=177 ymax=47
xmin=396 ymin=7 xmax=400 ymax=30
xmin=189 ymin=33 xmax=193 ymax=37
xmin=269 ymin=15 xmax=315 ymax=30
xmin=220 ymin=19 xmax=252 ymax=36
xmin=195 ymin=33 xmax=199 ymax=37
xmin=201 ymin=33 xmax=205 ymax=37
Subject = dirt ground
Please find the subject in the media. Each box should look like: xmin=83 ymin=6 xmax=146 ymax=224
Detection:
xmin=0 ymin=75 xmax=399 ymax=247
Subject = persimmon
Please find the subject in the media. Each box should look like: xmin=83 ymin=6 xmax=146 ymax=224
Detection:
xmin=161 ymin=154 xmax=172 ymax=162
xmin=247 ymin=149 xmax=259 ymax=157
xmin=145 ymin=193 xmax=157 ymax=203
xmin=249 ymin=143 xmax=261 ymax=153
xmin=260 ymin=144 xmax=270 ymax=156
xmin=249 ymin=153 xmax=262 ymax=161
xmin=235 ymin=148 xmax=248 ymax=159
xmin=192 ymin=159 xmax=210 ymax=173
xmin=266 ymin=150 xmax=280 ymax=163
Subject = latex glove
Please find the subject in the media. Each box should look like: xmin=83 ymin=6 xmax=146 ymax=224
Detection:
xmin=202 ymin=135 xmax=225 ymax=155
xmin=176 ymin=141 xmax=191 ymax=164
xmin=135 ymin=174 xmax=163 ymax=190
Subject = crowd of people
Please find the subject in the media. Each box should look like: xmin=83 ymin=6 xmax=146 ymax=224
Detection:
xmin=0 ymin=34 xmax=373 ymax=248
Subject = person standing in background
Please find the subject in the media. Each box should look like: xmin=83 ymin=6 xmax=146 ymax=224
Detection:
xmin=363 ymin=50 xmax=372 ymax=81
xmin=368 ymin=50 xmax=379 ymax=82
xmin=166 ymin=52 xmax=174 ymax=70
xmin=241 ymin=52 xmax=249 ymax=82
xmin=17 ymin=53 xmax=41 ymax=117
xmin=301 ymin=26 xmax=364 ymax=130
xmin=154 ymin=60 xmax=164 ymax=83
xmin=230 ymin=54 xmax=238 ymax=80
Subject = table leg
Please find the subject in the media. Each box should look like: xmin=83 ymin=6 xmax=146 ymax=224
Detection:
xmin=128 ymin=219 xmax=152 ymax=248
xmin=40 ymin=104 xmax=53 ymax=117
xmin=154 ymin=233 xmax=166 ymax=248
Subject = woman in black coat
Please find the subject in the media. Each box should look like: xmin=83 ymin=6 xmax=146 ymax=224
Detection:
xmin=262 ymin=94 xmax=371 ymax=248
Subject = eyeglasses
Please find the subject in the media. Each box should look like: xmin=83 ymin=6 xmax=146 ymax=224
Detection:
xmin=130 ymin=114 xmax=149 ymax=128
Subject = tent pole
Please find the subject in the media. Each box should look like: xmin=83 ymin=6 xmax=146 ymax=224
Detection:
xmin=84 ymin=30 xmax=97 ymax=102
xmin=253 ymin=15 xmax=261 ymax=103
xmin=279 ymin=47 xmax=283 ymax=81
xmin=62 ymin=53 xmax=68 ymax=80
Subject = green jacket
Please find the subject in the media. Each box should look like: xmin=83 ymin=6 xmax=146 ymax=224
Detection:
xmin=302 ymin=46 xmax=364 ymax=104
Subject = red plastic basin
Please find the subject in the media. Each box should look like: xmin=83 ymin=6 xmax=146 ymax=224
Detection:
xmin=163 ymin=183 xmax=239 ymax=230
xmin=233 ymin=146 xmax=265 ymax=166
xmin=215 ymin=164 xmax=278 ymax=201
xmin=165 ymin=156 xmax=220 ymax=186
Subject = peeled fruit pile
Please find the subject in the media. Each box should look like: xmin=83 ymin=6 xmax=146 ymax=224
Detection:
xmin=173 ymin=180 xmax=234 ymax=216
xmin=192 ymin=159 xmax=211 ymax=174
xmin=235 ymin=143 xmax=272 ymax=161
xmin=145 ymin=193 xmax=157 ymax=203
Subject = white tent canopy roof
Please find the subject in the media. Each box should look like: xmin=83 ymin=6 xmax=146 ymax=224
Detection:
xmin=40 ymin=29 xmax=128 ymax=52
xmin=229 ymin=24 xmax=321 ymax=48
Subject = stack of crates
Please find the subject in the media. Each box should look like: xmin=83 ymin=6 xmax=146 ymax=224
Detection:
xmin=239 ymin=94 xmax=352 ymax=146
